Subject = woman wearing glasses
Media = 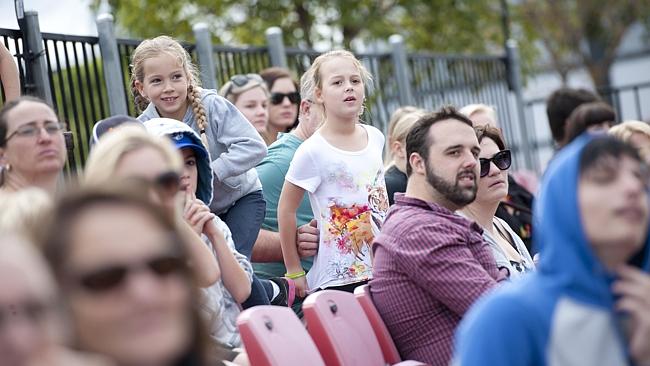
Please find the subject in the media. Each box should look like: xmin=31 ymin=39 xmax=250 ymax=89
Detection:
xmin=259 ymin=67 xmax=300 ymax=146
xmin=219 ymin=73 xmax=270 ymax=142
xmin=40 ymin=184 xmax=240 ymax=366
xmin=0 ymin=96 xmax=67 ymax=196
xmin=459 ymin=125 xmax=535 ymax=279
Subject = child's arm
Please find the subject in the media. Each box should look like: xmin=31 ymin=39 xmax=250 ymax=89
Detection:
xmin=208 ymin=95 xmax=267 ymax=180
xmin=0 ymin=44 xmax=19 ymax=101
xmin=180 ymin=190 xmax=221 ymax=288
xmin=278 ymin=180 xmax=309 ymax=297
xmin=204 ymin=219 xmax=252 ymax=303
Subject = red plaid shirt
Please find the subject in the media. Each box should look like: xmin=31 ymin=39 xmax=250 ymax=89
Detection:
xmin=371 ymin=194 xmax=503 ymax=366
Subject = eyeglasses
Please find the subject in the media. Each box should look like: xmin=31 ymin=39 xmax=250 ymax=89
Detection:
xmin=479 ymin=149 xmax=512 ymax=177
xmin=5 ymin=121 xmax=64 ymax=141
xmin=223 ymin=73 xmax=264 ymax=97
xmin=71 ymin=253 xmax=186 ymax=293
xmin=270 ymin=92 xmax=300 ymax=105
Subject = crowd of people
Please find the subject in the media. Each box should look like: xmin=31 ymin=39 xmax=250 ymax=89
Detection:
xmin=1 ymin=34 xmax=650 ymax=366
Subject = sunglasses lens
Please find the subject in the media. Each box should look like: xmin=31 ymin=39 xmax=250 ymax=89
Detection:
xmin=148 ymin=256 xmax=185 ymax=277
xmin=287 ymin=92 xmax=300 ymax=104
xmin=231 ymin=75 xmax=249 ymax=87
xmin=494 ymin=150 xmax=512 ymax=170
xmin=479 ymin=159 xmax=491 ymax=177
xmin=80 ymin=267 xmax=127 ymax=292
xmin=270 ymin=93 xmax=284 ymax=105
xmin=155 ymin=172 xmax=180 ymax=195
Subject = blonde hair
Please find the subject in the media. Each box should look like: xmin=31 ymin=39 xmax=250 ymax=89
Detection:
xmin=218 ymin=75 xmax=269 ymax=105
xmin=130 ymin=35 xmax=209 ymax=146
xmin=609 ymin=120 xmax=650 ymax=142
xmin=386 ymin=107 xmax=425 ymax=164
xmin=84 ymin=125 xmax=183 ymax=187
xmin=307 ymin=50 xmax=372 ymax=123
xmin=0 ymin=188 xmax=53 ymax=244
xmin=459 ymin=103 xmax=498 ymax=126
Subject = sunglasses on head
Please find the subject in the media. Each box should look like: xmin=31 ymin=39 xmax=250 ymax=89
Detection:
xmin=270 ymin=92 xmax=300 ymax=105
xmin=72 ymin=253 xmax=186 ymax=293
xmin=224 ymin=74 xmax=264 ymax=97
xmin=479 ymin=149 xmax=512 ymax=177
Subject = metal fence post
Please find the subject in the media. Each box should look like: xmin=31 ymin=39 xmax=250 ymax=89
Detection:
xmin=192 ymin=23 xmax=217 ymax=90
xmin=96 ymin=13 xmax=128 ymax=116
xmin=389 ymin=34 xmax=414 ymax=106
xmin=265 ymin=27 xmax=287 ymax=68
xmin=22 ymin=11 xmax=52 ymax=104
xmin=506 ymin=39 xmax=535 ymax=171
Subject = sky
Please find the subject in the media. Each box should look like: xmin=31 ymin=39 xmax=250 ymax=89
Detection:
xmin=0 ymin=0 xmax=97 ymax=36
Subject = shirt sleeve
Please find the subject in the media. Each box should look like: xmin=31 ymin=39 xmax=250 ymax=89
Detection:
xmin=394 ymin=222 xmax=498 ymax=316
xmin=205 ymin=93 xmax=267 ymax=181
xmin=285 ymin=143 xmax=321 ymax=193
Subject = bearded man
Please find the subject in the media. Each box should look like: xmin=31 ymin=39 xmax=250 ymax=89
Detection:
xmin=370 ymin=106 xmax=505 ymax=366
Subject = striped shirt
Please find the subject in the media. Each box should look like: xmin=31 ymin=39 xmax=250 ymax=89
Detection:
xmin=371 ymin=194 xmax=503 ymax=366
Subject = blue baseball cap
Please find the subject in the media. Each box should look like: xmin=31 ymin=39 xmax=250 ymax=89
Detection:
xmin=168 ymin=132 xmax=208 ymax=159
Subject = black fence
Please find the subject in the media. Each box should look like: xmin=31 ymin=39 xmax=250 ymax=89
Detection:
xmin=0 ymin=27 xmax=525 ymax=172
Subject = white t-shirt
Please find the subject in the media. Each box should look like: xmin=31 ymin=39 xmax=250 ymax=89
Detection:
xmin=286 ymin=124 xmax=389 ymax=291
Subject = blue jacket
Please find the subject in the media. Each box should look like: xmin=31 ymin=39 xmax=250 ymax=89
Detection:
xmin=453 ymin=134 xmax=650 ymax=366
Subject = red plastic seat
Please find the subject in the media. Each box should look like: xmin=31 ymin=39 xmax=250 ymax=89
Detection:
xmin=354 ymin=284 xmax=402 ymax=363
xmin=303 ymin=290 xmax=427 ymax=366
xmin=237 ymin=305 xmax=325 ymax=366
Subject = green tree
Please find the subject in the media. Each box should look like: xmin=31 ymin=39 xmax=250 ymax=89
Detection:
xmin=517 ymin=0 xmax=650 ymax=89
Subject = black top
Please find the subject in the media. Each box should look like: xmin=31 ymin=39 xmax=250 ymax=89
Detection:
xmin=384 ymin=165 xmax=407 ymax=206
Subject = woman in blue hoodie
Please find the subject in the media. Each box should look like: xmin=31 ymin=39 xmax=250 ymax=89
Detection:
xmin=453 ymin=134 xmax=650 ymax=366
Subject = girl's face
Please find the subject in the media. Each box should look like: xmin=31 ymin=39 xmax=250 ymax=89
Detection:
xmin=267 ymin=77 xmax=298 ymax=131
xmin=316 ymin=57 xmax=364 ymax=121
xmin=64 ymin=203 xmax=192 ymax=366
xmin=1 ymin=101 xmax=66 ymax=178
xmin=234 ymin=86 xmax=269 ymax=134
xmin=179 ymin=148 xmax=198 ymax=195
xmin=136 ymin=53 xmax=189 ymax=121
xmin=114 ymin=146 xmax=180 ymax=212
xmin=579 ymin=155 xmax=649 ymax=266
xmin=475 ymin=138 xmax=509 ymax=204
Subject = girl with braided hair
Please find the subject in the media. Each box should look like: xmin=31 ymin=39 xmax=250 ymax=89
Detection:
xmin=131 ymin=36 xmax=267 ymax=265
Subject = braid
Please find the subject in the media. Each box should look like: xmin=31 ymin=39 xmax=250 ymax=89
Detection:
xmin=188 ymin=84 xmax=209 ymax=147
xmin=131 ymin=80 xmax=149 ymax=113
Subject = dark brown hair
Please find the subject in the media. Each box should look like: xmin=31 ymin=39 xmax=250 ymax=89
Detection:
xmin=563 ymin=102 xmax=615 ymax=147
xmin=546 ymin=88 xmax=599 ymax=144
xmin=405 ymin=105 xmax=474 ymax=176
xmin=475 ymin=124 xmax=507 ymax=151
xmin=259 ymin=66 xmax=298 ymax=91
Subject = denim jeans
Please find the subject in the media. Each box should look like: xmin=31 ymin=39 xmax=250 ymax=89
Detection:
xmin=218 ymin=190 xmax=265 ymax=260
xmin=219 ymin=190 xmax=269 ymax=307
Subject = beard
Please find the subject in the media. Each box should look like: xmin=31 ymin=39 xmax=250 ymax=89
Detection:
xmin=425 ymin=163 xmax=477 ymax=207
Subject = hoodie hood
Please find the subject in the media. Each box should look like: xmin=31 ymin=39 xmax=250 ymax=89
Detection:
xmin=144 ymin=118 xmax=214 ymax=205
xmin=534 ymin=134 xmax=650 ymax=306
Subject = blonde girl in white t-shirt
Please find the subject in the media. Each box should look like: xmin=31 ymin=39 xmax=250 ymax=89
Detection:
xmin=279 ymin=50 xmax=389 ymax=298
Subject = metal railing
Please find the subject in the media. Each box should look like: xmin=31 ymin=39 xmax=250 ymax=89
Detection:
xmin=0 ymin=11 xmax=538 ymax=173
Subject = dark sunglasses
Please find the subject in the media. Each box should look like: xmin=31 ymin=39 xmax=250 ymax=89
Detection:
xmin=153 ymin=171 xmax=181 ymax=197
xmin=223 ymin=74 xmax=264 ymax=97
xmin=270 ymin=92 xmax=300 ymax=105
xmin=72 ymin=254 xmax=186 ymax=293
xmin=479 ymin=149 xmax=512 ymax=177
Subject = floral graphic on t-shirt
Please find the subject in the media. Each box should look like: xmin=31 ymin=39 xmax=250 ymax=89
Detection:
xmin=326 ymin=256 xmax=372 ymax=281
xmin=325 ymin=201 xmax=374 ymax=261
xmin=325 ymin=161 xmax=356 ymax=191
